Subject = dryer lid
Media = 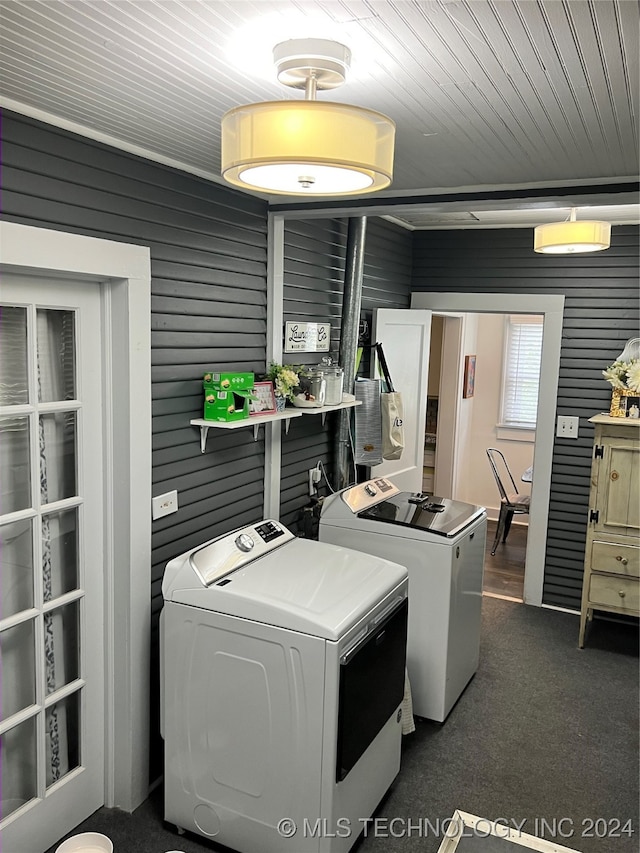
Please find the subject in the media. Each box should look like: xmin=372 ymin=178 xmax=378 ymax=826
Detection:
xmin=163 ymin=526 xmax=407 ymax=640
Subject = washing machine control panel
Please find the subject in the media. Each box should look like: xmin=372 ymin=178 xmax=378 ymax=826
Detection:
xmin=189 ymin=520 xmax=295 ymax=586
xmin=341 ymin=477 xmax=400 ymax=514
xmin=255 ymin=520 xmax=285 ymax=543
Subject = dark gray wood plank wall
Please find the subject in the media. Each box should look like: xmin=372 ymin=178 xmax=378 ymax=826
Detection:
xmin=280 ymin=217 xmax=413 ymax=529
xmin=279 ymin=218 xmax=347 ymax=528
xmin=2 ymin=110 xmax=414 ymax=782
xmin=411 ymin=226 xmax=639 ymax=609
xmin=1 ymin=110 xmax=269 ymax=778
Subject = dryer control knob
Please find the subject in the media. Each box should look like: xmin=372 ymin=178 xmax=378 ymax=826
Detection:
xmin=235 ymin=533 xmax=255 ymax=552
xmin=365 ymin=484 xmax=377 ymax=496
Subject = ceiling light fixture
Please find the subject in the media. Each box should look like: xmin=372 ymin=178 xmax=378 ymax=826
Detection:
xmin=221 ymin=38 xmax=395 ymax=196
xmin=533 ymin=208 xmax=611 ymax=254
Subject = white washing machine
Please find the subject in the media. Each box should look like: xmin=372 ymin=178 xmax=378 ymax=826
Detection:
xmin=319 ymin=478 xmax=487 ymax=723
xmin=161 ymin=519 xmax=408 ymax=853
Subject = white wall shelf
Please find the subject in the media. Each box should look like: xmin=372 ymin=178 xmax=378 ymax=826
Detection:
xmin=297 ymin=399 xmax=362 ymax=425
xmin=191 ymin=401 xmax=360 ymax=452
xmin=191 ymin=411 xmax=302 ymax=452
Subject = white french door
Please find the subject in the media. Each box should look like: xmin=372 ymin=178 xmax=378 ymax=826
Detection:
xmin=0 ymin=274 xmax=104 ymax=853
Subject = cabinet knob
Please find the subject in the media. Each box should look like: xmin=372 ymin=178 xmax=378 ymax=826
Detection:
xmin=610 ymin=470 xmax=619 ymax=481
xmin=616 ymin=555 xmax=629 ymax=565
xmin=618 ymin=590 xmax=626 ymax=598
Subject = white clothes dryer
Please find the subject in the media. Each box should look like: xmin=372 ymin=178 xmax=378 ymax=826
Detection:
xmin=319 ymin=478 xmax=487 ymax=723
xmin=161 ymin=519 xmax=408 ymax=853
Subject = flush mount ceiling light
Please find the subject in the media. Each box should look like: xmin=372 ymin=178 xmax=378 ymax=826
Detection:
xmin=221 ymin=38 xmax=395 ymax=196
xmin=534 ymin=208 xmax=611 ymax=254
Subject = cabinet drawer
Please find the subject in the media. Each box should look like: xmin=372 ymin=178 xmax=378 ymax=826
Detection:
xmin=588 ymin=574 xmax=639 ymax=613
xmin=591 ymin=541 xmax=640 ymax=578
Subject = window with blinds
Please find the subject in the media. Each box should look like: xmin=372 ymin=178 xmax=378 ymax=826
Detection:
xmin=500 ymin=315 xmax=543 ymax=428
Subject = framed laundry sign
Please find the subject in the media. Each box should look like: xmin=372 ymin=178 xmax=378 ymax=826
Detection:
xmin=284 ymin=321 xmax=330 ymax=353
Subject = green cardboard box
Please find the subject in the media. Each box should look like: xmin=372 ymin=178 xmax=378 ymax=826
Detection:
xmin=203 ymin=371 xmax=254 ymax=391
xmin=203 ymin=388 xmax=253 ymax=422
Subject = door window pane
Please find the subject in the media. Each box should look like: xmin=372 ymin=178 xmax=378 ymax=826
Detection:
xmin=0 ymin=518 xmax=34 ymax=619
xmin=44 ymin=601 xmax=79 ymax=694
xmin=0 ymin=416 xmax=31 ymax=513
xmin=46 ymin=692 xmax=80 ymax=787
xmin=0 ymin=306 xmax=28 ymax=405
xmin=42 ymin=508 xmax=78 ymax=602
xmin=1 ymin=620 xmax=35 ymax=720
xmin=0 ymin=717 xmax=37 ymax=819
xmin=37 ymin=309 xmax=76 ymax=402
xmin=40 ymin=412 xmax=77 ymax=503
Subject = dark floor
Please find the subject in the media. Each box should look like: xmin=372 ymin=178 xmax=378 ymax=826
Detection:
xmin=46 ymin=597 xmax=639 ymax=853
xmin=483 ymin=519 xmax=526 ymax=600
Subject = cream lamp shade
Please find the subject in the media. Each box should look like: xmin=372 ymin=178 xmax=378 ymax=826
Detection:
xmin=221 ymin=38 xmax=395 ymax=196
xmin=221 ymin=101 xmax=395 ymax=195
xmin=534 ymin=209 xmax=611 ymax=253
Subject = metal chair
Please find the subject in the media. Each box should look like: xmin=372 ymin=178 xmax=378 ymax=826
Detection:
xmin=486 ymin=448 xmax=530 ymax=556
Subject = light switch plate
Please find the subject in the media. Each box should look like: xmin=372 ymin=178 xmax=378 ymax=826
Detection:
xmin=556 ymin=415 xmax=579 ymax=439
xmin=152 ymin=490 xmax=178 ymax=519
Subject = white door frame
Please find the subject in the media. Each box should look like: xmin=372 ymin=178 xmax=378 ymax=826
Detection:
xmin=1 ymin=222 xmax=151 ymax=812
xmin=433 ymin=313 xmax=464 ymax=498
xmin=411 ymin=292 xmax=565 ymax=608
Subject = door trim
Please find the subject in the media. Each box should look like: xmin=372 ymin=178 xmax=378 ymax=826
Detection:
xmin=434 ymin=314 xmax=464 ymax=497
xmin=411 ymin=292 xmax=565 ymax=608
xmin=1 ymin=222 xmax=151 ymax=812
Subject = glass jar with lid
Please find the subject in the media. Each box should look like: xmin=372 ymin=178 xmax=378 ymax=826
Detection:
xmin=305 ymin=368 xmax=326 ymax=406
xmin=321 ymin=357 xmax=344 ymax=405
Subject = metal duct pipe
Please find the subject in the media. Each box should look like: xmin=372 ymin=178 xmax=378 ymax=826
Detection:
xmin=335 ymin=216 xmax=367 ymax=490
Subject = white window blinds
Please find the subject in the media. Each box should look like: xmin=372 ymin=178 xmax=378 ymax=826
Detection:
xmin=501 ymin=315 xmax=543 ymax=428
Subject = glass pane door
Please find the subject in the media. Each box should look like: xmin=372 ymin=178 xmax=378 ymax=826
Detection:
xmin=0 ymin=277 xmax=104 ymax=852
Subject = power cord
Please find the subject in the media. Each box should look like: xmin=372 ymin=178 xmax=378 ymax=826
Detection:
xmin=318 ymin=459 xmax=335 ymax=493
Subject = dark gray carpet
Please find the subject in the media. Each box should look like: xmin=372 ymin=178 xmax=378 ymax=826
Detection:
xmin=46 ymin=598 xmax=639 ymax=853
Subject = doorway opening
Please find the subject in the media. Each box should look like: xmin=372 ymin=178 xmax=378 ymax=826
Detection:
xmin=423 ymin=311 xmax=543 ymax=603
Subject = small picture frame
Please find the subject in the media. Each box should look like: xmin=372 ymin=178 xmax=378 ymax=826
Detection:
xmin=249 ymin=380 xmax=276 ymax=416
xmin=610 ymin=388 xmax=640 ymax=419
xmin=463 ymin=355 xmax=476 ymax=399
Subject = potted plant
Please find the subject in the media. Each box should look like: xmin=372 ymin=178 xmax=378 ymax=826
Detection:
xmin=266 ymin=363 xmax=302 ymax=410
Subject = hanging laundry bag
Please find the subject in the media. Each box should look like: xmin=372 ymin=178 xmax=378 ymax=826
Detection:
xmin=354 ymin=378 xmax=383 ymax=465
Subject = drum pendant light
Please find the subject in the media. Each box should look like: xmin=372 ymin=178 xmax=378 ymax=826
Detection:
xmin=534 ymin=208 xmax=611 ymax=253
xmin=221 ymin=39 xmax=395 ymax=196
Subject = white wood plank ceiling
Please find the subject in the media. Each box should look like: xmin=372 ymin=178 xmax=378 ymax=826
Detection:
xmin=1 ymin=0 xmax=638 ymax=227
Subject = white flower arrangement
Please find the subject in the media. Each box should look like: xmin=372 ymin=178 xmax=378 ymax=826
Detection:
xmin=602 ymin=359 xmax=640 ymax=392
xmin=267 ymin=363 xmax=302 ymax=400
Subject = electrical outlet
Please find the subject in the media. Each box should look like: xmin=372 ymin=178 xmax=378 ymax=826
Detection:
xmin=556 ymin=415 xmax=579 ymax=439
xmin=308 ymin=464 xmax=322 ymax=496
xmin=152 ymin=490 xmax=178 ymax=519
